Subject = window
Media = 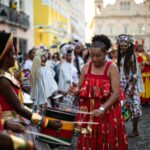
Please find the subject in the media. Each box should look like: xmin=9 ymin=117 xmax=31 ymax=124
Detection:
xmin=120 ymin=1 xmax=130 ymax=11
xmin=96 ymin=5 xmax=101 ymax=15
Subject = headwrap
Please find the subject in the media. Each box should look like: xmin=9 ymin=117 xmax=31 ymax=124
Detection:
xmin=60 ymin=44 xmax=73 ymax=57
xmin=30 ymin=48 xmax=48 ymax=87
xmin=91 ymin=41 xmax=106 ymax=50
xmin=116 ymin=34 xmax=134 ymax=44
xmin=0 ymin=33 xmax=13 ymax=61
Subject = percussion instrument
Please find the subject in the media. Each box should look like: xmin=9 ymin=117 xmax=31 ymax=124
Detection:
xmin=37 ymin=108 xmax=76 ymax=146
xmin=23 ymin=92 xmax=33 ymax=109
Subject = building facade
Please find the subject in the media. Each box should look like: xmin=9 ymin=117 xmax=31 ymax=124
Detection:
xmin=90 ymin=0 xmax=150 ymax=49
xmin=68 ymin=0 xmax=85 ymax=42
xmin=0 ymin=0 xmax=34 ymax=55
xmin=34 ymin=0 xmax=72 ymax=50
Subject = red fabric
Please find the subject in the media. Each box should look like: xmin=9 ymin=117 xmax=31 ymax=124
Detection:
xmin=77 ymin=61 xmax=128 ymax=150
xmin=0 ymin=105 xmax=3 ymax=131
xmin=137 ymin=56 xmax=143 ymax=63
xmin=142 ymin=64 xmax=150 ymax=73
xmin=0 ymin=85 xmax=19 ymax=111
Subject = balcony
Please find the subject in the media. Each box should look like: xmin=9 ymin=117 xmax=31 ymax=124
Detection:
xmin=0 ymin=4 xmax=29 ymax=30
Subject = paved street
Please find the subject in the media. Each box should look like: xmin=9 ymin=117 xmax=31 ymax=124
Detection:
xmin=127 ymin=104 xmax=150 ymax=150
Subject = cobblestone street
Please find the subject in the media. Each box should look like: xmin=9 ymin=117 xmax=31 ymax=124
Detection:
xmin=127 ymin=104 xmax=150 ymax=150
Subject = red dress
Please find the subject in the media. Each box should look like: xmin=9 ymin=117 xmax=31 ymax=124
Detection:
xmin=0 ymin=71 xmax=20 ymax=113
xmin=77 ymin=61 xmax=127 ymax=150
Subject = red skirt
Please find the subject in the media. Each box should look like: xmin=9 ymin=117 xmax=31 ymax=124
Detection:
xmin=77 ymin=98 xmax=128 ymax=150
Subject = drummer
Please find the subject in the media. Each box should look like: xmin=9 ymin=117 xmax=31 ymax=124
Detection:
xmin=0 ymin=31 xmax=62 ymax=131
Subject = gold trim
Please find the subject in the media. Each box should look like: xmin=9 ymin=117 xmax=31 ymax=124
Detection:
xmin=0 ymin=70 xmax=20 ymax=88
xmin=0 ymin=34 xmax=13 ymax=61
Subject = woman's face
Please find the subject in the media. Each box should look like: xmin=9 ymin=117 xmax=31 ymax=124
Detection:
xmin=41 ymin=51 xmax=48 ymax=63
xmin=90 ymin=47 xmax=106 ymax=67
xmin=83 ymin=49 xmax=89 ymax=58
xmin=110 ymin=50 xmax=118 ymax=59
xmin=7 ymin=47 xmax=16 ymax=68
xmin=120 ymin=42 xmax=129 ymax=54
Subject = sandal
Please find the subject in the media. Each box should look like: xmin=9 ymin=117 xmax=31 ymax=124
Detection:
xmin=127 ymin=132 xmax=139 ymax=138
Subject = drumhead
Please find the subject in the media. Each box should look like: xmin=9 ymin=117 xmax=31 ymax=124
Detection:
xmin=23 ymin=92 xmax=33 ymax=104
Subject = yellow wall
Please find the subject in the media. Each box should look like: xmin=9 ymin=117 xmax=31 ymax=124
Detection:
xmin=33 ymin=0 xmax=71 ymax=49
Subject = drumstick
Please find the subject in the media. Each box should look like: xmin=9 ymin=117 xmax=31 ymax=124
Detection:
xmin=63 ymin=121 xmax=99 ymax=125
xmin=25 ymin=130 xmax=71 ymax=146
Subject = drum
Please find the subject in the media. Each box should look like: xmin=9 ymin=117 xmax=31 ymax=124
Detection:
xmin=23 ymin=92 xmax=33 ymax=109
xmin=37 ymin=108 xmax=76 ymax=146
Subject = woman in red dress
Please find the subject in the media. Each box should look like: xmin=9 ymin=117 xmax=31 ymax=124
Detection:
xmin=77 ymin=35 xmax=127 ymax=150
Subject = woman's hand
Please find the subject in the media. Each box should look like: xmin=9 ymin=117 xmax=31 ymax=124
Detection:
xmin=4 ymin=121 xmax=25 ymax=133
xmin=68 ymin=84 xmax=77 ymax=96
xmin=47 ymin=120 xmax=62 ymax=130
xmin=92 ymin=109 xmax=103 ymax=117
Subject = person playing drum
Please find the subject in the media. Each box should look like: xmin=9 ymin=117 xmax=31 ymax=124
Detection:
xmin=0 ymin=31 xmax=62 ymax=132
xmin=76 ymin=35 xmax=127 ymax=150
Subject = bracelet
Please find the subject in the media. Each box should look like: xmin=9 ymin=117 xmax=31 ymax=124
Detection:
xmin=31 ymin=113 xmax=42 ymax=126
xmin=38 ymin=116 xmax=44 ymax=127
xmin=41 ymin=117 xmax=49 ymax=128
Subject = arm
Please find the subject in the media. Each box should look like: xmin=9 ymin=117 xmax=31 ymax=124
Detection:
xmin=0 ymin=78 xmax=32 ymax=120
xmin=69 ymin=64 xmax=88 ymax=96
xmin=0 ymin=78 xmax=62 ymax=129
xmin=78 ymin=64 xmax=88 ymax=89
xmin=102 ymin=64 xmax=120 ymax=111
xmin=130 ymin=55 xmax=137 ymax=97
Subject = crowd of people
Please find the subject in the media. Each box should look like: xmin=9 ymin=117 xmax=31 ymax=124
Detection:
xmin=0 ymin=30 xmax=150 ymax=150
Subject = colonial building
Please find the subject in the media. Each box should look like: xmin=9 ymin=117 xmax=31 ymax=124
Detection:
xmin=89 ymin=0 xmax=150 ymax=49
xmin=34 ymin=0 xmax=72 ymax=49
xmin=0 ymin=0 xmax=34 ymax=55
xmin=34 ymin=0 xmax=85 ymax=50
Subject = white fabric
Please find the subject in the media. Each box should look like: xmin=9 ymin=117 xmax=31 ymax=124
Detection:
xmin=46 ymin=60 xmax=55 ymax=77
xmin=58 ymin=61 xmax=79 ymax=92
xmin=30 ymin=66 xmax=58 ymax=105
xmin=23 ymin=59 xmax=33 ymax=71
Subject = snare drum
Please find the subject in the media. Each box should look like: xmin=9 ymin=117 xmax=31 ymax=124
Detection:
xmin=38 ymin=108 xmax=76 ymax=146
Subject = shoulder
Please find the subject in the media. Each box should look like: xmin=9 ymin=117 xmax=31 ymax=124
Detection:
xmin=108 ymin=62 xmax=119 ymax=76
xmin=82 ymin=62 xmax=90 ymax=75
xmin=0 ymin=77 xmax=11 ymax=90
